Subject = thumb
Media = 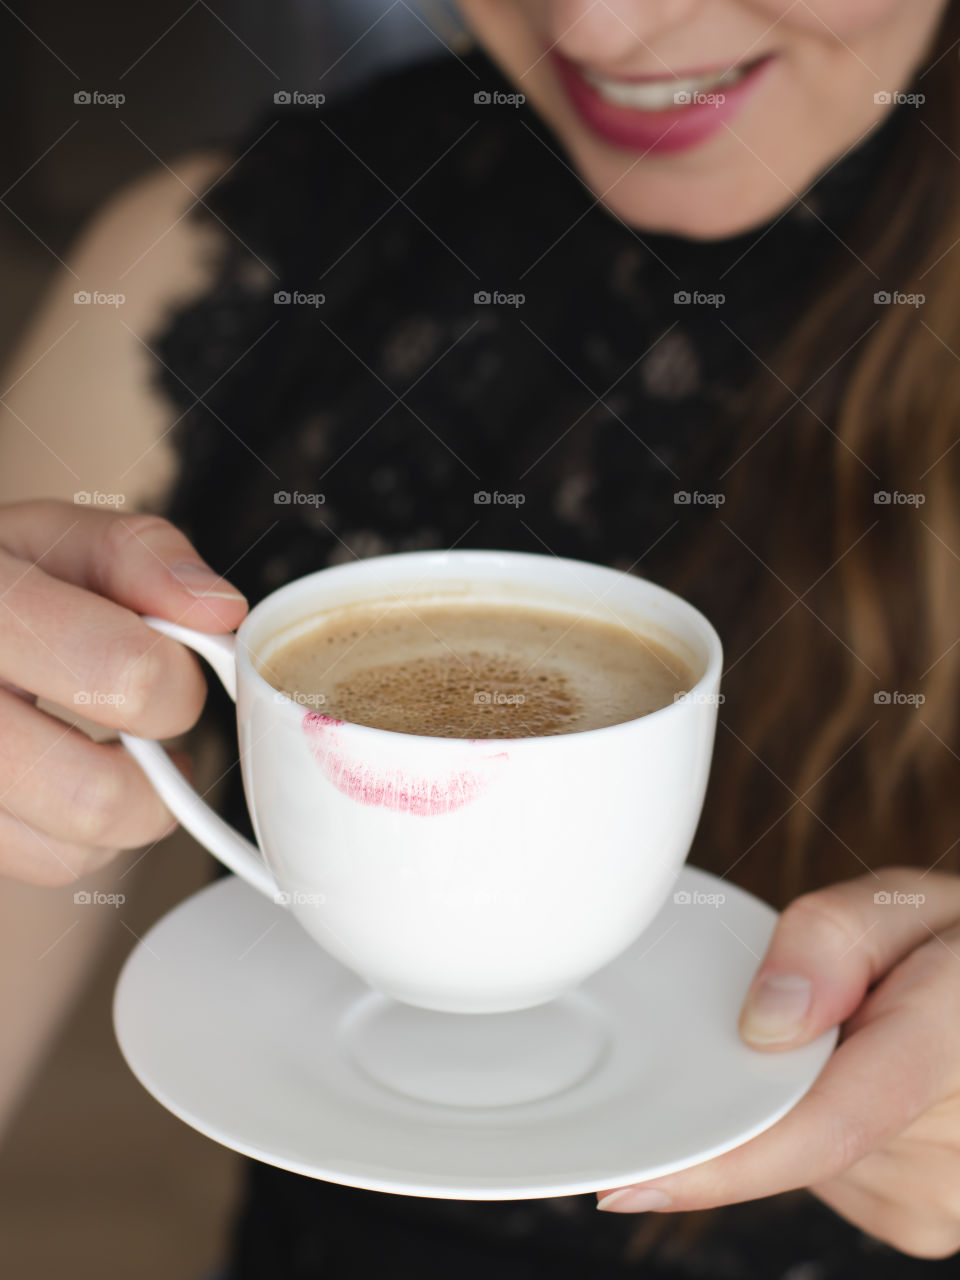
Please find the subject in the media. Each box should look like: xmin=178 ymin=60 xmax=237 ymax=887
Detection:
xmin=737 ymin=869 xmax=960 ymax=1051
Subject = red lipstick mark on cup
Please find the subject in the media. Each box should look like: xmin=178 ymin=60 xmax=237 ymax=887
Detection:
xmin=302 ymin=712 xmax=507 ymax=816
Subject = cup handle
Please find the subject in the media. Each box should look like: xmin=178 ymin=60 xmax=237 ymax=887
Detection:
xmin=118 ymin=616 xmax=280 ymax=901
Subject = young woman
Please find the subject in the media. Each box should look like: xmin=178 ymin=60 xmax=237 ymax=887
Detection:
xmin=1 ymin=1 xmax=960 ymax=1274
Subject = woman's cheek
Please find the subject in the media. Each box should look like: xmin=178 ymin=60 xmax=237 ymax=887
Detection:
xmin=745 ymin=0 xmax=939 ymax=42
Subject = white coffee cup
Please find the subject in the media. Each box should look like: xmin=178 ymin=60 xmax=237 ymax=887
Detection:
xmin=120 ymin=549 xmax=722 ymax=1014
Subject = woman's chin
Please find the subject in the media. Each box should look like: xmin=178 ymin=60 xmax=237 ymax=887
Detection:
xmin=596 ymin=179 xmax=798 ymax=242
xmin=557 ymin=113 xmax=886 ymax=241
xmin=554 ymin=121 xmax=810 ymax=242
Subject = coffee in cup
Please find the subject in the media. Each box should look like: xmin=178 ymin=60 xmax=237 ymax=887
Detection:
xmin=258 ymin=600 xmax=695 ymax=739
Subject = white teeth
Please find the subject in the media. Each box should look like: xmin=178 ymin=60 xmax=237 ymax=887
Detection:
xmin=583 ymin=63 xmax=747 ymax=111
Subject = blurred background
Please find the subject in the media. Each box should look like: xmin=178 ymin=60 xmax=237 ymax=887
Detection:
xmin=0 ymin=0 xmax=467 ymax=355
xmin=0 ymin=3 xmax=463 ymax=1276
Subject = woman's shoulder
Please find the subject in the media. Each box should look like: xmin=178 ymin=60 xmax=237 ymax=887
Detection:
xmin=0 ymin=151 xmax=230 ymax=512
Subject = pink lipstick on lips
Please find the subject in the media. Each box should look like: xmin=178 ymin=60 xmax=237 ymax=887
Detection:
xmin=302 ymin=711 xmax=508 ymax=817
xmin=551 ymin=51 xmax=776 ymax=155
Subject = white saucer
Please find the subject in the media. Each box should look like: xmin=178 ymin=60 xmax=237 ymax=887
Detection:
xmin=113 ymin=866 xmax=837 ymax=1200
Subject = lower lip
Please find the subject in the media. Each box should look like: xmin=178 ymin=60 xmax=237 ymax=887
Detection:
xmin=302 ymin=712 xmax=508 ymax=817
xmin=551 ymin=54 xmax=775 ymax=155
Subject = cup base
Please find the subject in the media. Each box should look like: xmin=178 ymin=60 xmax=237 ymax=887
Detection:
xmin=338 ymin=989 xmax=610 ymax=1108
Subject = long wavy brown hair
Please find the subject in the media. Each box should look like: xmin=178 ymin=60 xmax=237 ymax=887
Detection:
xmin=629 ymin=0 xmax=960 ymax=1261
xmin=700 ymin=5 xmax=960 ymax=904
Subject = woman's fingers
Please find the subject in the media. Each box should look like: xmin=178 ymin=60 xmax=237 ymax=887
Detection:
xmin=0 ymin=546 xmax=208 ymax=738
xmin=597 ymin=934 xmax=958 ymax=1215
xmin=0 ymin=503 xmax=249 ymax=736
xmin=0 ymin=500 xmax=247 ymax=631
xmin=0 ymin=687 xmax=179 ymax=851
xmin=811 ymin=1136 xmax=960 ymax=1259
xmin=0 ymin=807 xmax=122 ymax=887
xmin=597 ymin=872 xmax=960 ymax=1241
xmin=0 ymin=500 xmax=244 ymax=886
xmin=737 ymin=868 xmax=960 ymax=1049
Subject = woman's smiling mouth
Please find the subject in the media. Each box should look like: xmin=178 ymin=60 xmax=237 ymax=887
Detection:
xmin=551 ymin=51 xmax=777 ymax=154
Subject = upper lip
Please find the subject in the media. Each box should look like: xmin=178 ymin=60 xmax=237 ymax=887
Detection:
xmin=556 ymin=53 xmax=771 ymax=83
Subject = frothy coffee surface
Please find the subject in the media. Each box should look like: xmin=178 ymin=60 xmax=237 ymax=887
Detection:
xmin=259 ymin=601 xmax=694 ymax=738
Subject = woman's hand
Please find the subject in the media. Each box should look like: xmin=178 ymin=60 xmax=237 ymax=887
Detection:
xmin=596 ymin=867 xmax=960 ymax=1260
xmin=0 ymin=499 xmax=247 ymax=886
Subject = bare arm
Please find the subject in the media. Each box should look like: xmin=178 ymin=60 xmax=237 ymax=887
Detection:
xmin=0 ymin=154 xmax=236 ymax=1138
xmin=0 ymin=154 xmax=226 ymax=513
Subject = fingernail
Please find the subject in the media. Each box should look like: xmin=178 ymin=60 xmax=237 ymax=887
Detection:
xmin=597 ymin=1187 xmax=672 ymax=1213
xmin=740 ymin=972 xmax=812 ymax=1044
xmin=170 ymin=560 xmax=245 ymax=600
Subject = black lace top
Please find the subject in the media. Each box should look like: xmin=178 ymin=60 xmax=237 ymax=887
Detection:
xmin=154 ymin=49 xmax=949 ymax=1280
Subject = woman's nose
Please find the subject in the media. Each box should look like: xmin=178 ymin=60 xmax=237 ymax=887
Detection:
xmin=543 ymin=0 xmax=704 ymax=65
